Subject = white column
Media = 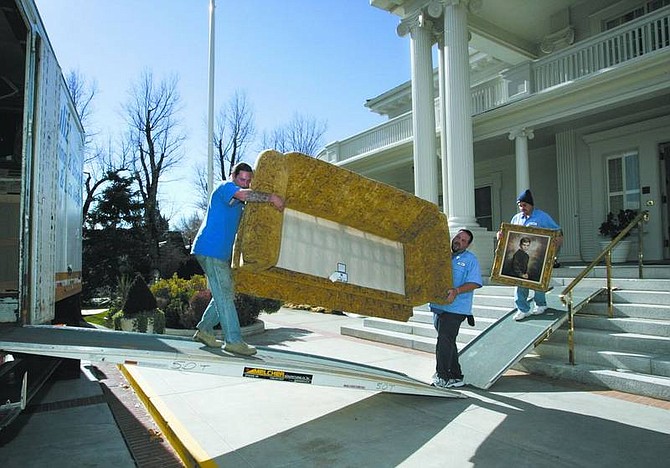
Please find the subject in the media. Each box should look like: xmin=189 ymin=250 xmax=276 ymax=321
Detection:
xmin=398 ymin=13 xmax=439 ymax=204
xmin=437 ymin=37 xmax=449 ymax=213
xmin=443 ymin=0 xmax=478 ymax=228
xmin=508 ymin=127 xmax=534 ymax=194
xmin=556 ymin=129 xmax=580 ymax=261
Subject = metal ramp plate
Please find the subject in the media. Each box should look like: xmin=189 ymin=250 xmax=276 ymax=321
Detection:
xmin=459 ymin=285 xmax=603 ymax=390
xmin=0 ymin=325 xmax=463 ymax=399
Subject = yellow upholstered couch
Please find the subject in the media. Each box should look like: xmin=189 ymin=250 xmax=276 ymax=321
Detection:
xmin=232 ymin=150 xmax=452 ymax=322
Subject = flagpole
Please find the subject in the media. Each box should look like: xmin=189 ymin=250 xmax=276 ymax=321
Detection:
xmin=207 ymin=0 xmax=216 ymax=196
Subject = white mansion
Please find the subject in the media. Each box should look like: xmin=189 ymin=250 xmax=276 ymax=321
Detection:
xmin=318 ymin=0 xmax=670 ymax=271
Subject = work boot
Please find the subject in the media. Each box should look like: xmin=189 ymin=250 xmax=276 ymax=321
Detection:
xmin=224 ymin=341 xmax=257 ymax=356
xmin=193 ymin=329 xmax=221 ymax=348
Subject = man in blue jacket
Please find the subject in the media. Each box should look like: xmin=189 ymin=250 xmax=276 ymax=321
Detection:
xmin=429 ymin=229 xmax=482 ymax=388
xmin=191 ymin=162 xmax=284 ymax=355
xmin=506 ymin=189 xmax=563 ymax=321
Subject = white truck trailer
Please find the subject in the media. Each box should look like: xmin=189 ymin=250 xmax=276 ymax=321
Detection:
xmin=1 ymin=0 xmax=84 ymax=427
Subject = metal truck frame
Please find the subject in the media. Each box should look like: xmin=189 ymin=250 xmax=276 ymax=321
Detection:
xmin=1 ymin=0 xmax=84 ymax=428
xmin=1 ymin=0 xmax=84 ymax=327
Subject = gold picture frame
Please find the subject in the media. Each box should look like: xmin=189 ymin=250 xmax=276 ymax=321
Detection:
xmin=491 ymin=223 xmax=558 ymax=291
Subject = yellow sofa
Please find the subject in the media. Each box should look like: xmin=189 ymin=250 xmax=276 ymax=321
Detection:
xmin=232 ymin=150 xmax=452 ymax=322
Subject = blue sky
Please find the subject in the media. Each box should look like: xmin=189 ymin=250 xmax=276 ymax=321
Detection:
xmin=34 ymin=0 xmax=411 ymax=225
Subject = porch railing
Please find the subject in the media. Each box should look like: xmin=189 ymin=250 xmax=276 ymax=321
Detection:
xmin=321 ymin=7 xmax=670 ymax=163
xmin=533 ymin=8 xmax=670 ymax=91
xmin=559 ymin=210 xmax=650 ymax=365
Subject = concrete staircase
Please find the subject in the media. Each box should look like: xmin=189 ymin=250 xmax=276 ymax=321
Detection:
xmin=341 ymin=265 xmax=670 ymax=400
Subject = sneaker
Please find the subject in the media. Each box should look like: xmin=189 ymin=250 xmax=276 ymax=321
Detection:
xmin=445 ymin=378 xmax=465 ymax=388
xmin=431 ymin=375 xmax=449 ymax=388
xmin=532 ymin=305 xmax=548 ymax=315
xmin=513 ymin=310 xmax=532 ymax=321
xmin=193 ymin=329 xmax=222 ymax=348
xmin=431 ymin=373 xmax=446 ymax=386
xmin=224 ymin=341 xmax=257 ymax=356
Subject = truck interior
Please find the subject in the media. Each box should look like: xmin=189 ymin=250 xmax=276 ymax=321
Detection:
xmin=0 ymin=1 xmax=26 ymax=314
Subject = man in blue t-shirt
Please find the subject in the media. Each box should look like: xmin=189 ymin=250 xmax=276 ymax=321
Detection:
xmin=191 ymin=162 xmax=284 ymax=355
xmin=429 ymin=229 xmax=483 ymax=389
xmin=503 ymin=189 xmax=563 ymax=321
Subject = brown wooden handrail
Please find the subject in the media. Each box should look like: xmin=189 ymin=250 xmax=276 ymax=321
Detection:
xmin=559 ymin=210 xmax=649 ymax=364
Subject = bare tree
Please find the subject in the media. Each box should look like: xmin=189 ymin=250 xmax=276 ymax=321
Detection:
xmin=214 ymin=90 xmax=255 ymax=179
xmin=82 ymin=142 xmax=130 ymax=227
xmin=174 ymin=211 xmax=203 ymax=247
xmin=261 ymin=113 xmax=327 ymax=156
xmin=66 ymin=69 xmax=98 ymax=146
xmin=193 ymin=91 xmax=256 ymax=209
xmin=193 ymin=164 xmax=211 ymax=212
xmin=65 ymin=70 xmax=130 ymax=225
xmin=123 ymin=70 xmax=185 ymax=272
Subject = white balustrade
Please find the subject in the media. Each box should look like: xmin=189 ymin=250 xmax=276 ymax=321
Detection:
xmin=321 ymin=8 xmax=669 ymax=163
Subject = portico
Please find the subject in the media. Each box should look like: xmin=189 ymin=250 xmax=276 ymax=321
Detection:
xmin=322 ymin=1 xmax=670 ymax=268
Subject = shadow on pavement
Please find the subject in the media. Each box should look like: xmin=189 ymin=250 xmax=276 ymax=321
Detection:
xmin=247 ymin=326 xmax=313 ymax=347
xmin=206 ymin=378 xmax=669 ymax=467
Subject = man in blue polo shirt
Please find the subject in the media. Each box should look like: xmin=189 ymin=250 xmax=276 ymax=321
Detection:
xmin=507 ymin=189 xmax=563 ymax=321
xmin=429 ymin=229 xmax=482 ymax=388
xmin=191 ymin=162 xmax=284 ymax=355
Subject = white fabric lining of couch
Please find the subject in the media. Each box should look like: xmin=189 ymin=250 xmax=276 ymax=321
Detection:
xmin=276 ymin=209 xmax=405 ymax=295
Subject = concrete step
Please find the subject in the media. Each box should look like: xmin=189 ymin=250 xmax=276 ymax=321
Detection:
xmin=410 ymin=308 xmax=503 ymax=330
xmin=471 ymin=304 xmax=512 ymax=321
xmin=340 ymin=324 xmax=436 ymax=353
xmin=604 ymin=290 xmax=670 ymax=306
xmin=361 ymin=317 xmax=436 ymax=339
xmin=546 ymin=328 xmax=670 ymax=355
xmin=344 ymin=271 xmax=670 ymax=400
xmin=513 ymin=356 xmax=670 ymax=401
xmin=581 ymin=302 xmax=670 ymax=320
xmin=408 ymin=310 xmax=432 ymax=325
xmin=474 ymin=285 xmax=515 ymax=296
xmin=552 ymin=265 xmax=670 ymax=279
xmin=551 ymin=276 xmax=670 ymax=291
xmin=342 ymin=322 xmax=482 ymax=349
xmin=473 ymin=295 xmax=516 ymax=309
xmin=363 ymin=313 xmax=496 ymax=338
xmin=574 ymin=314 xmax=670 ymax=336
xmin=530 ymin=341 xmax=670 ymax=377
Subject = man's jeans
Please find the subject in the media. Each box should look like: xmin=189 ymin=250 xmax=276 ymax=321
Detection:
xmin=515 ymin=286 xmax=546 ymax=313
xmin=195 ymin=255 xmax=242 ymax=344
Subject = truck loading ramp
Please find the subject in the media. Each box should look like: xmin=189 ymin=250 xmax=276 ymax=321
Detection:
xmin=0 ymin=325 xmax=463 ymax=401
xmin=460 ymin=285 xmax=603 ymax=389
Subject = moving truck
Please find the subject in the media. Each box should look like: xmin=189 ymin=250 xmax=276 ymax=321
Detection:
xmin=0 ymin=0 xmax=84 ymax=427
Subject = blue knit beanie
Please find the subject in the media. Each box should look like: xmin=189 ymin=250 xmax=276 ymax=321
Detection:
xmin=517 ymin=189 xmax=534 ymax=205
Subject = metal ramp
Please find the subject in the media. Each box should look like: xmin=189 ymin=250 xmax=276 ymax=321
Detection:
xmin=0 ymin=325 xmax=463 ymax=399
xmin=460 ymin=285 xmax=604 ymax=389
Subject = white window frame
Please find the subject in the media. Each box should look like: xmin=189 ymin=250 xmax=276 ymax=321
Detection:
xmin=605 ymin=150 xmax=641 ymax=213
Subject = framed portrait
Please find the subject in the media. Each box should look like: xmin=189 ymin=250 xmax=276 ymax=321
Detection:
xmin=490 ymin=223 xmax=558 ymax=291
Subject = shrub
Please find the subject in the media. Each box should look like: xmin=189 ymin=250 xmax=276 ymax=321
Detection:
xmin=180 ymin=289 xmax=212 ymax=329
xmin=112 ymin=308 xmax=165 ymax=334
xmin=112 ymin=273 xmax=164 ymax=334
xmin=235 ymin=294 xmax=283 ymax=327
xmin=123 ymin=274 xmax=157 ymax=315
xmin=150 ymin=274 xmax=208 ymax=329
xmin=164 ymin=301 xmax=185 ymax=329
xmin=598 ymin=209 xmax=638 ymax=240
xmin=148 ymin=273 xmax=282 ymax=328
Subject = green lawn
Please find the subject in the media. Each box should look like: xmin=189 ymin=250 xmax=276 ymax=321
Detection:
xmin=84 ymin=310 xmax=112 ymax=328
